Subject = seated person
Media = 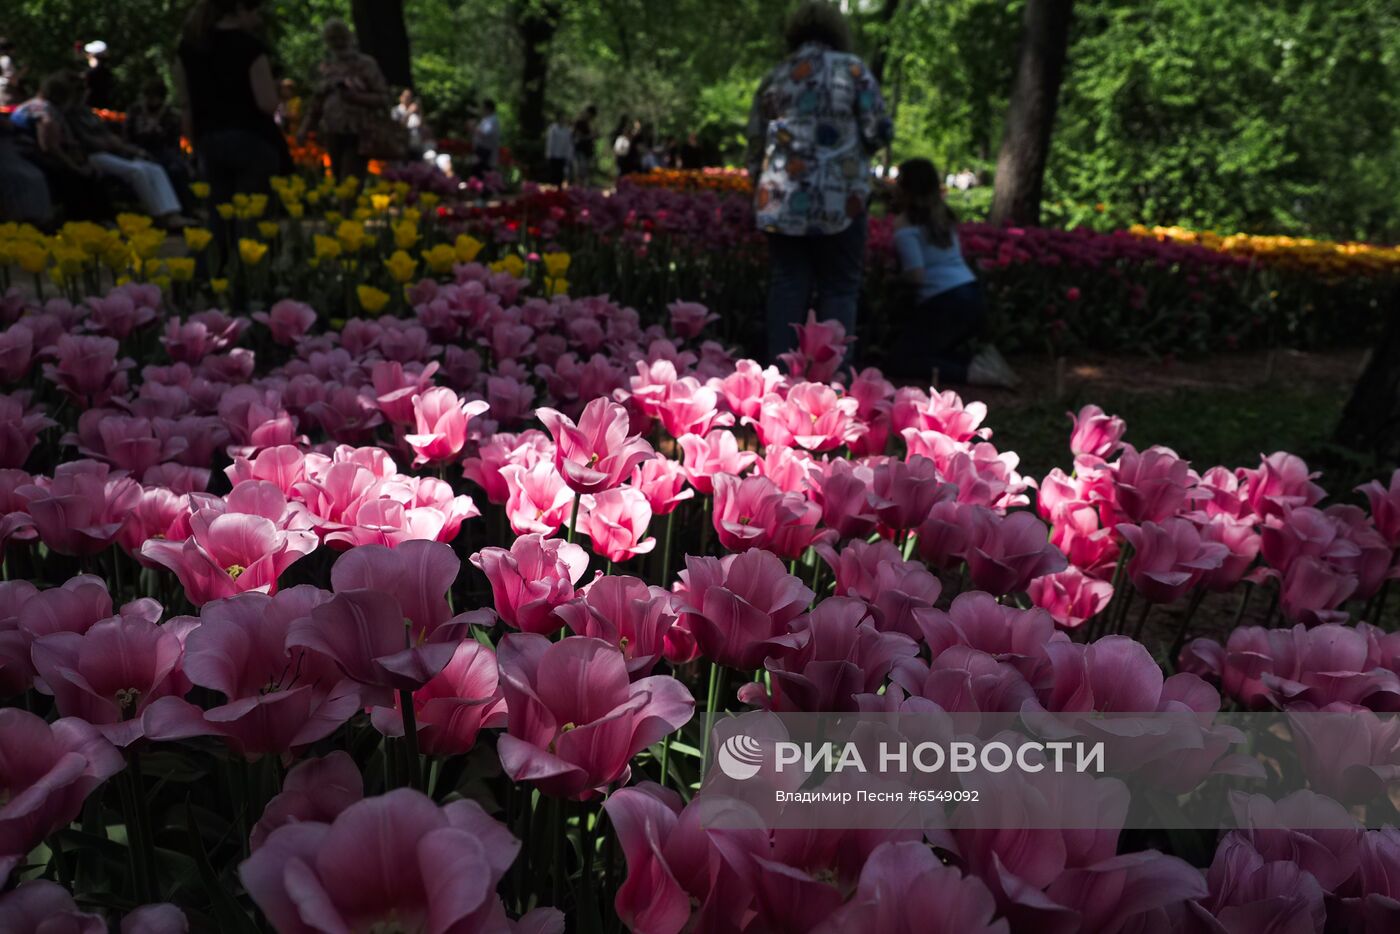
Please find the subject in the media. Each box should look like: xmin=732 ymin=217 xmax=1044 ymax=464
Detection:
xmin=126 ymin=78 xmax=193 ymax=210
xmin=0 ymin=114 xmax=53 ymax=226
xmin=885 ymin=157 xmax=1017 ymax=388
xmin=10 ymin=73 xmax=111 ymax=221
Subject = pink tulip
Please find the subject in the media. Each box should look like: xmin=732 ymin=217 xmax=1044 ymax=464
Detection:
xmin=739 ymin=596 xmax=918 ymax=712
xmin=537 ymin=397 xmax=653 ymax=494
xmin=217 ymin=386 xmax=303 ymax=455
xmin=1029 ymin=568 xmax=1114 ymax=629
xmin=0 ymin=881 xmax=110 ymax=933
xmin=0 ymin=710 xmax=123 ymax=880
xmin=603 ymin=784 xmax=769 ymax=934
xmin=31 ymin=614 xmax=195 ymax=747
xmin=42 ymin=334 xmax=131 ymax=406
xmin=66 ymin=409 xmax=187 ymax=475
xmin=502 ymin=461 xmax=574 ymax=536
xmin=461 ymin=430 xmax=551 ymax=505
xmin=777 ymin=311 xmax=851 ymax=382
xmin=716 ymin=358 xmax=784 ymax=422
xmin=1111 ymin=444 xmax=1199 ymax=524
xmin=18 ymin=460 xmax=141 ymax=556
xmin=916 ymin=591 xmax=1063 ymax=664
xmin=810 ymin=458 xmax=877 ymax=539
xmin=240 ymin=788 xmax=563 ymax=934
xmin=870 ymin=455 xmax=950 ymax=532
xmin=1068 ymin=404 xmax=1126 ymax=459
xmin=1188 ymin=834 xmax=1325 ymax=933
xmin=403 ymin=386 xmax=490 ymax=466
xmin=0 ymin=392 xmax=55 ymax=469
xmin=655 ymin=377 xmax=728 ymax=438
xmin=370 ymin=640 xmax=507 ymax=756
xmin=555 ymin=575 xmax=677 ymax=677
xmin=817 ymin=539 xmax=942 ymax=639
xmin=1191 ymin=512 xmax=1261 ymax=592
xmin=916 ymin=499 xmax=975 ymax=569
xmin=496 ymin=634 xmax=693 ymax=798
xmin=161 ymin=312 xmax=243 ymax=363
xmin=1239 ymin=451 xmax=1326 ymax=520
xmin=470 ymin=533 xmax=591 ymax=634
xmin=370 ymin=360 xmax=440 ymax=427
xmin=814 ymin=841 xmax=1008 ymax=934
xmin=0 ymin=322 xmax=36 ymax=383
xmin=142 ymin=504 xmax=319 ymax=606
xmin=629 ymin=455 xmax=694 ymax=516
xmin=251 ymin=299 xmax=316 ymax=345
xmin=673 ymin=549 xmax=812 ymax=670
xmin=667 ymin=300 xmax=719 ymax=338
xmin=756 ymin=382 xmax=861 ymax=452
xmin=891 ymin=386 xmax=989 ymax=442
xmin=485 ymin=374 xmax=537 ymax=426
xmin=1358 ymin=469 xmax=1400 ymax=547
xmin=1259 ymin=506 xmax=1359 ymax=579
xmin=678 ymin=429 xmax=758 ymax=495
xmin=1118 ymin=518 xmax=1228 ymax=604
xmin=964 ymin=509 xmax=1069 ymax=596
xmin=580 ymin=486 xmax=656 ymax=563
xmin=250 ymin=751 xmax=363 ymax=851
xmin=1279 ymin=555 xmax=1358 ymax=627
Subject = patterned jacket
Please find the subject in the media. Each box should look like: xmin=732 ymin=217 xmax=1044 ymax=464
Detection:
xmin=745 ymin=42 xmax=892 ymax=236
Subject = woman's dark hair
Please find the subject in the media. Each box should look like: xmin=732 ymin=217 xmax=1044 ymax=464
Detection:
xmin=896 ymin=158 xmax=957 ymax=249
xmin=784 ymin=2 xmax=852 ymax=53
xmin=183 ymin=0 xmax=263 ymax=45
xmin=39 ymin=71 xmax=79 ymax=107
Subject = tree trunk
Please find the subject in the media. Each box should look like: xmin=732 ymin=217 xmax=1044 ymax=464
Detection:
xmin=988 ymin=0 xmax=1075 ymax=227
xmin=351 ymin=0 xmax=413 ymax=89
xmin=515 ymin=2 xmax=562 ymax=174
xmin=1334 ymin=287 xmax=1400 ymax=463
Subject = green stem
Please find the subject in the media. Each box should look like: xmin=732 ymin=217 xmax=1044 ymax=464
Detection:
xmin=400 ymin=689 xmax=422 ymax=791
xmin=660 ymin=509 xmax=676 ymax=583
xmin=701 ymin=660 xmax=721 ymax=774
xmin=567 ymin=490 xmax=582 ymax=545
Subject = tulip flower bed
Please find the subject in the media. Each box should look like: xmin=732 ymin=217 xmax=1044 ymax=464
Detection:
xmin=444 ymin=179 xmax=1392 ymax=359
xmin=3 ymin=200 xmax=1400 ymax=933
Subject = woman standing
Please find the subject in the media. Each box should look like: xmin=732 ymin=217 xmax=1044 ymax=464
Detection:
xmin=744 ymin=1 xmax=892 ymax=364
xmin=175 ymin=0 xmax=284 ymax=211
xmin=299 ymin=18 xmax=391 ymax=180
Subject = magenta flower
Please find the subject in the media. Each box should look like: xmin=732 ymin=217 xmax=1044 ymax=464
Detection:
xmin=403 ymin=386 xmax=490 ymax=467
xmin=0 ymin=392 xmax=55 ymax=470
xmin=667 ymin=300 xmax=719 ymax=338
xmin=777 ymin=311 xmax=851 ymax=382
xmin=554 ymin=575 xmax=677 ymax=677
xmin=963 ymin=508 xmax=1069 ymax=596
xmin=818 ymin=539 xmax=942 ymax=638
xmin=1118 ymin=518 xmax=1229 ymax=604
xmin=370 ymin=359 xmax=440 ymax=427
xmin=710 ymin=472 xmax=806 ymax=554
xmin=501 ymin=461 xmax=573 ymax=536
xmin=143 ymin=587 xmax=360 ymax=758
xmin=470 ymin=533 xmax=591 ymax=634
xmin=1239 ymin=451 xmax=1326 ymax=519
xmin=604 ymin=783 xmax=771 ymax=934
xmin=673 ymin=549 xmax=812 ymax=670
xmin=249 ymin=751 xmax=364 ymax=852
xmin=916 ymin=591 xmax=1062 ymax=664
xmin=715 ymin=358 xmax=783 ymax=422
xmin=630 ymin=455 xmax=694 ymax=516
xmin=142 ymin=503 xmax=319 ymax=606
xmin=251 ymin=299 xmax=316 ymax=345
xmin=537 ymin=397 xmax=653 ymax=494
xmin=1279 ymin=555 xmax=1358 ymax=627
xmin=677 ymin=429 xmax=758 ymax=495
xmin=655 ymin=377 xmax=728 ymax=438
xmin=485 ymin=374 xmax=537 ymax=426
xmin=1188 ymin=834 xmax=1325 ymax=933
xmin=814 ymin=842 xmax=1008 ymax=934
xmin=0 ymin=881 xmax=104 ymax=933
xmin=580 ymin=486 xmax=656 ymax=564
xmin=66 ymin=409 xmax=187 ymax=476
xmin=756 ymin=382 xmax=861 ymax=452
xmin=462 ymin=429 xmax=551 ymax=505
xmin=496 ymin=634 xmax=694 ymax=798
xmin=240 ymin=788 xmax=562 ymax=934
xmin=0 ymin=709 xmax=124 ymax=880
xmin=1358 ymin=469 xmax=1400 ymax=547
xmin=810 ymin=458 xmax=877 ymax=540
xmin=1029 ymin=568 xmax=1114 ymax=629
xmin=370 ymin=640 xmax=507 ymax=756
xmin=18 ymin=460 xmax=141 ymax=557
xmin=739 ymin=596 xmax=918 ymax=712
xmin=869 ymin=455 xmax=951 ymax=533
xmin=1067 ymin=404 xmax=1126 ymax=459
xmin=31 ymin=614 xmax=195 ymax=747
xmin=1111 ymin=444 xmax=1199 ymax=524
xmin=42 ymin=334 xmax=132 ymax=406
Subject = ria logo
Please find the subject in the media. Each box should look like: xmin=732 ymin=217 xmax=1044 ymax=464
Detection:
xmin=716 ymin=734 xmax=764 ymax=780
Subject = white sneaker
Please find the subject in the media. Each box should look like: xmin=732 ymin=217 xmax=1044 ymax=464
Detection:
xmin=981 ymin=345 xmax=1020 ymax=386
xmin=967 ymin=347 xmax=1017 ymax=388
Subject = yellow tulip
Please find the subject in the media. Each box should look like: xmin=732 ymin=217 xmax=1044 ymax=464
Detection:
xmin=490 ymin=254 xmax=526 ymax=278
xmin=357 ymin=284 xmax=390 ymax=312
xmin=239 ymin=238 xmax=269 ymax=265
xmin=211 ymin=278 xmax=230 ymax=294
xmin=129 ymin=230 xmax=165 ymax=260
xmin=151 ymin=274 xmax=172 ymax=291
xmin=258 ymin=221 xmax=280 ymax=239
xmin=402 ymin=207 xmax=422 ymax=225
xmin=12 ymin=242 xmax=48 ymax=274
xmin=166 ymin=257 xmax=196 ymax=282
xmin=385 ymin=249 xmax=418 ymax=283
xmin=314 ymin=234 xmax=344 ymax=261
xmin=306 ymin=190 xmax=323 ymax=206
xmin=116 ymin=213 xmax=153 ymax=236
xmin=545 ymin=277 xmax=569 ymax=296
xmin=190 ymin=182 xmax=211 ymax=199
xmin=216 ymin=203 xmax=235 ymax=220
xmin=184 ymin=227 xmax=214 ymax=252
xmin=286 ymin=202 xmax=305 ymax=219
xmin=422 ymin=243 xmax=457 ymax=275
xmin=371 ymin=193 xmax=393 ymax=212
xmin=419 ymin=193 xmax=441 ymax=210
xmin=336 ymin=220 xmax=368 ymax=252
xmin=542 ymin=251 xmax=571 ymax=279
xmin=454 ymin=234 xmax=484 ymax=263
xmin=392 ymin=220 xmax=420 ymax=250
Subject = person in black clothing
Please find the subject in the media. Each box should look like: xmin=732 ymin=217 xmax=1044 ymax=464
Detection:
xmin=174 ymin=0 xmax=285 ymax=249
xmin=83 ymin=41 xmax=118 ymax=110
xmin=571 ymin=104 xmax=597 ymax=186
xmin=126 ymin=78 xmax=193 ymax=211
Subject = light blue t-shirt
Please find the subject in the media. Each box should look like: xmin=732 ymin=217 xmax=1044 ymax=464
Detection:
xmin=893 ymin=225 xmax=976 ymax=301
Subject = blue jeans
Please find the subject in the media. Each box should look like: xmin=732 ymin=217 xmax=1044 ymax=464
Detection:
xmin=884 ymin=281 xmax=985 ymax=383
xmin=766 ymin=214 xmax=868 ymax=363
